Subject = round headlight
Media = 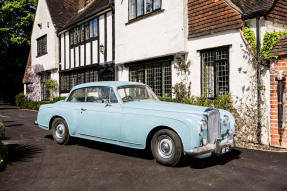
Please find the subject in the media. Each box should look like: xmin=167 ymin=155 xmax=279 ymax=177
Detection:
xmin=200 ymin=120 xmax=208 ymax=131
xmin=223 ymin=115 xmax=229 ymax=125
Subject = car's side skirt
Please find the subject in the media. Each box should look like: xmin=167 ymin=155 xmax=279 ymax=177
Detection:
xmin=78 ymin=133 xmax=143 ymax=147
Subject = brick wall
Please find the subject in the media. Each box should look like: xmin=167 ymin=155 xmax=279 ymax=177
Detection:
xmin=270 ymin=56 xmax=287 ymax=148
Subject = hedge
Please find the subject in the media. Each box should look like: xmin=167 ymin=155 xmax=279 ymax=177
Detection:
xmin=15 ymin=93 xmax=66 ymax=111
xmin=159 ymin=94 xmax=235 ymax=113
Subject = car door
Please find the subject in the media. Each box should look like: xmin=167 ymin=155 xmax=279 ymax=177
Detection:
xmin=77 ymin=86 xmax=122 ymax=141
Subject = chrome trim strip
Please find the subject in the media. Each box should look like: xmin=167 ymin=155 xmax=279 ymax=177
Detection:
xmin=78 ymin=133 xmax=142 ymax=146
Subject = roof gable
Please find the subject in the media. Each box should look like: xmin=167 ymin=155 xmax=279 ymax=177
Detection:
xmin=45 ymin=0 xmax=79 ymax=29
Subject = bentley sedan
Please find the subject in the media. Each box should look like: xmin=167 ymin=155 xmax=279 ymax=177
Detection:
xmin=36 ymin=81 xmax=235 ymax=166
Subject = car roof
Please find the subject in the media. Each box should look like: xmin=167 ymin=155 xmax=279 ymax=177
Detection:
xmin=72 ymin=81 xmax=145 ymax=90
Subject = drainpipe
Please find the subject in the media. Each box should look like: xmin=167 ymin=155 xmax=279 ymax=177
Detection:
xmin=256 ymin=16 xmax=261 ymax=144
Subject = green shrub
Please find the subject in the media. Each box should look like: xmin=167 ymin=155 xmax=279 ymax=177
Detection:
xmin=159 ymin=97 xmax=177 ymax=102
xmin=0 ymin=122 xmax=5 ymax=140
xmin=51 ymin=96 xmax=66 ymax=103
xmin=15 ymin=93 xmax=66 ymax=110
xmin=159 ymin=94 xmax=235 ymax=113
xmin=15 ymin=93 xmax=28 ymax=108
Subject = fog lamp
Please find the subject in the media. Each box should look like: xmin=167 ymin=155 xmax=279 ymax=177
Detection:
xmin=202 ymin=137 xmax=207 ymax=146
xmin=228 ymin=129 xmax=233 ymax=135
xmin=200 ymin=120 xmax=208 ymax=131
xmin=223 ymin=115 xmax=229 ymax=125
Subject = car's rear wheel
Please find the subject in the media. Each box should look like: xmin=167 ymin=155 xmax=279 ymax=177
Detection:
xmin=52 ymin=118 xmax=70 ymax=144
xmin=151 ymin=129 xmax=183 ymax=166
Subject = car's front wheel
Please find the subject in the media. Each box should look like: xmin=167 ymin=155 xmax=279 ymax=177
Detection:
xmin=52 ymin=118 xmax=70 ymax=144
xmin=151 ymin=129 xmax=183 ymax=166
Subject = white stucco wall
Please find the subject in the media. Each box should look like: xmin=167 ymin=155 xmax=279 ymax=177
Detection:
xmin=115 ymin=0 xmax=188 ymax=64
xmin=187 ymin=29 xmax=254 ymax=99
xmin=31 ymin=0 xmax=58 ymax=76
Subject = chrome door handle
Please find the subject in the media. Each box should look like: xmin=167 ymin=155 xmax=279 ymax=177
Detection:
xmin=81 ymin=108 xmax=87 ymax=111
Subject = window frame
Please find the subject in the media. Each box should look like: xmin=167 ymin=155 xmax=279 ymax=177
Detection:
xmin=128 ymin=59 xmax=172 ymax=98
xmin=67 ymin=86 xmax=118 ymax=104
xmin=128 ymin=0 xmax=162 ymax=21
xmin=37 ymin=34 xmax=48 ymax=57
xmin=200 ymin=46 xmax=230 ymax=99
xmin=69 ymin=17 xmax=99 ymax=48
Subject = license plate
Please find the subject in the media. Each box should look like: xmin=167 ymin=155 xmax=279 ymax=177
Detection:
xmin=221 ymin=146 xmax=230 ymax=154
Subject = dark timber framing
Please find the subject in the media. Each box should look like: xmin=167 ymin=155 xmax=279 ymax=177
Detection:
xmin=59 ymin=36 xmax=61 ymax=63
xmin=104 ymin=13 xmax=107 ymax=62
xmin=97 ymin=16 xmax=100 ymax=64
xmin=59 ymin=8 xmax=116 ymax=94
xmin=64 ymin=32 xmax=66 ymax=70
xmin=69 ymin=31 xmax=71 ymax=69
xmin=112 ymin=9 xmax=115 ymax=61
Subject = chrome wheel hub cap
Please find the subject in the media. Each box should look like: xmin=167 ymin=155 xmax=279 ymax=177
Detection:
xmin=55 ymin=124 xmax=65 ymax=139
xmin=158 ymin=136 xmax=173 ymax=159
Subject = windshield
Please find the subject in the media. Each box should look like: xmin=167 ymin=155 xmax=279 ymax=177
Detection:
xmin=118 ymin=85 xmax=158 ymax=102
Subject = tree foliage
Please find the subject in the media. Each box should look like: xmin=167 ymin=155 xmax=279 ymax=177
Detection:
xmin=0 ymin=0 xmax=37 ymax=103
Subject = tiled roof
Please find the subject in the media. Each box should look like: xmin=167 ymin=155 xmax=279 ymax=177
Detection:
xmin=23 ymin=51 xmax=32 ymax=84
xmin=266 ymin=0 xmax=287 ymax=25
xmin=46 ymin=0 xmax=79 ymax=29
xmin=270 ymin=35 xmax=287 ymax=56
xmin=61 ymin=0 xmax=111 ymax=30
xmin=188 ymin=0 xmax=243 ymax=39
xmin=230 ymin=0 xmax=274 ymax=16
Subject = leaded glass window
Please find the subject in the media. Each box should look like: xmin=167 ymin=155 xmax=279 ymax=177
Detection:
xmin=129 ymin=61 xmax=172 ymax=97
xmin=201 ymin=47 xmax=229 ymax=98
xmin=129 ymin=0 xmax=136 ymax=20
xmin=37 ymin=35 xmax=47 ymax=56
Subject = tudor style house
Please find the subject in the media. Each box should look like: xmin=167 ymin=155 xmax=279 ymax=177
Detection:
xmin=23 ymin=0 xmax=115 ymax=99
xmin=24 ymin=0 xmax=287 ymax=147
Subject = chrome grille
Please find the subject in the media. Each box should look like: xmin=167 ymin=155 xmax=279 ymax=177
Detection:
xmin=207 ymin=109 xmax=221 ymax=144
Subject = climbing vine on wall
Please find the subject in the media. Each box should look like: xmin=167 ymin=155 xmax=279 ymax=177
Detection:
xmin=243 ymin=26 xmax=287 ymax=64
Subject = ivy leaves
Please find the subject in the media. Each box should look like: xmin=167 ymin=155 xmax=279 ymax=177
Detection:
xmin=243 ymin=26 xmax=287 ymax=64
xmin=261 ymin=31 xmax=287 ymax=62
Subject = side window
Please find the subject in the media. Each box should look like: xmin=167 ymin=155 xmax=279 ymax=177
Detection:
xmin=67 ymin=88 xmax=86 ymax=102
xmin=86 ymin=87 xmax=118 ymax=103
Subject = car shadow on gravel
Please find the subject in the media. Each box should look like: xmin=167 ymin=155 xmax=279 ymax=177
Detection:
xmin=44 ymin=134 xmax=240 ymax=167
xmin=45 ymin=135 xmax=154 ymax=160
xmin=7 ymin=144 xmax=43 ymax=163
xmin=180 ymin=149 xmax=241 ymax=169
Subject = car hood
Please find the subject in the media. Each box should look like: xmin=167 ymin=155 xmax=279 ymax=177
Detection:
xmin=123 ymin=100 xmax=210 ymax=115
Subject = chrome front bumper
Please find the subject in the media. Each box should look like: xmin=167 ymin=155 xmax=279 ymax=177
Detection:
xmin=184 ymin=138 xmax=235 ymax=156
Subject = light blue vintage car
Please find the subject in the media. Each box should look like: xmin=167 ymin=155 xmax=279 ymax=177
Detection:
xmin=36 ymin=81 xmax=235 ymax=166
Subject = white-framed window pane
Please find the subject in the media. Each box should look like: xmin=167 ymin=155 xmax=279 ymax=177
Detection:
xmin=153 ymin=0 xmax=161 ymax=10
xmin=137 ymin=0 xmax=144 ymax=16
xmin=89 ymin=21 xmax=93 ymax=38
xmin=93 ymin=18 xmax=98 ymax=37
xmin=129 ymin=0 xmax=136 ymax=20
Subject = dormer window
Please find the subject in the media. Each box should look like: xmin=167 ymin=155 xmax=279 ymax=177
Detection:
xmin=128 ymin=0 xmax=161 ymax=21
